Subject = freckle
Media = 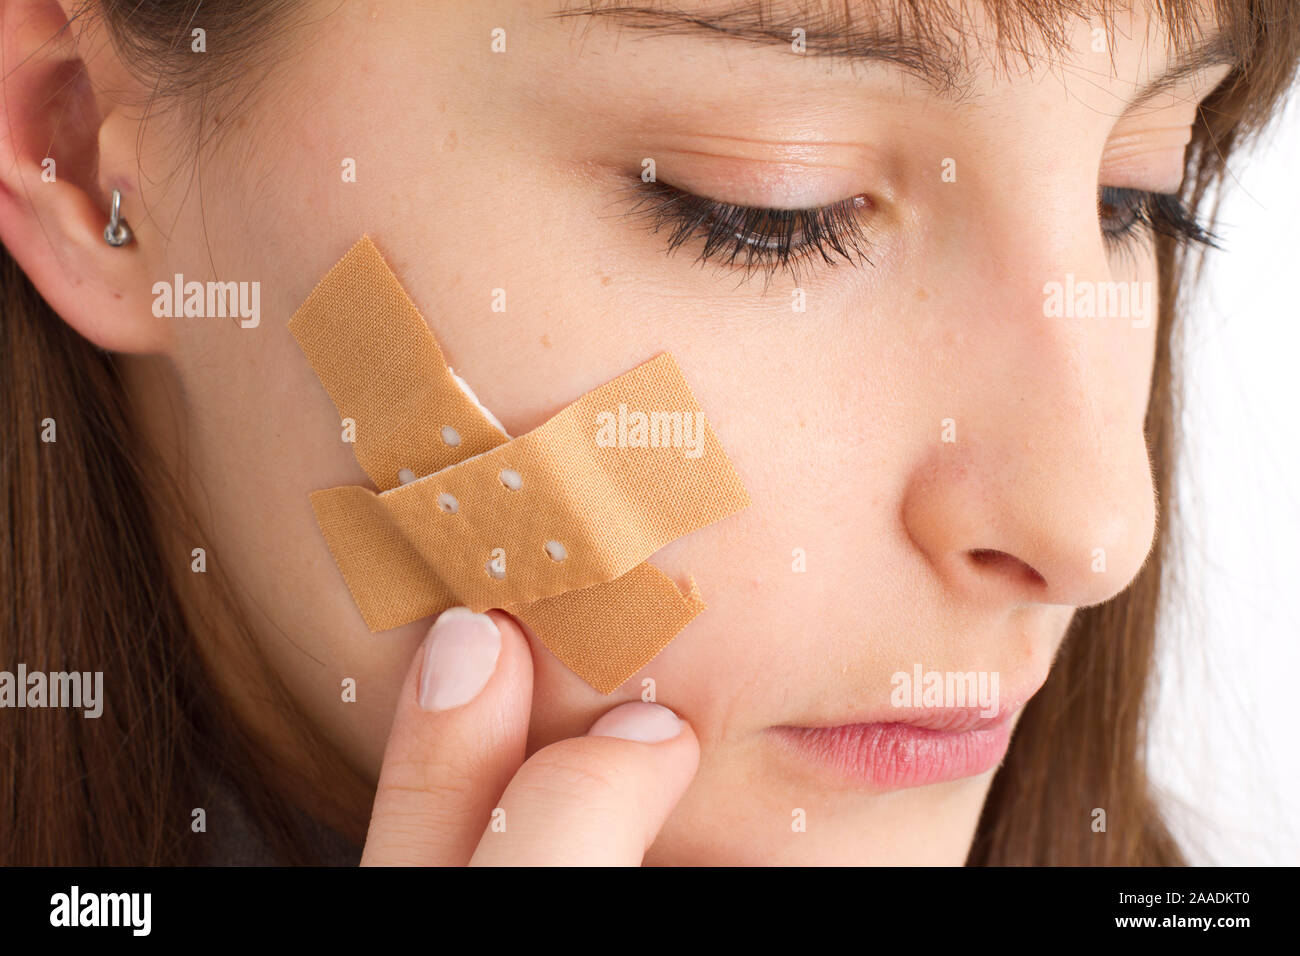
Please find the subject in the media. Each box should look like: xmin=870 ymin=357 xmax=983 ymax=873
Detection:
xmin=915 ymin=287 xmax=929 ymax=302
xmin=798 ymin=418 xmax=805 ymax=428
xmin=540 ymin=334 xmax=552 ymax=348
xmin=443 ymin=130 xmax=457 ymax=151
xmin=601 ymin=275 xmax=613 ymax=286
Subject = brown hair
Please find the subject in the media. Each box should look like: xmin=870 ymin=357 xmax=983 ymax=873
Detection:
xmin=2 ymin=1 xmax=1297 ymax=865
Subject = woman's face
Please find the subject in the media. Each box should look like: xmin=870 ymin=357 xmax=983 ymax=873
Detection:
xmin=80 ymin=0 xmax=1226 ymax=863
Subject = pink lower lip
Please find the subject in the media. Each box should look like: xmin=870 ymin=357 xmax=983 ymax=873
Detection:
xmin=771 ymin=719 xmax=1014 ymax=790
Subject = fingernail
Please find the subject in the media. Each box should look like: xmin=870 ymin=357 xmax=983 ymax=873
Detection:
xmin=418 ymin=607 xmax=501 ymax=712
xmin=587 ymin=701 xmax=683 ymax=743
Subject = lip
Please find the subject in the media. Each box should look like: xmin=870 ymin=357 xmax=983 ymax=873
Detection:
xmin=769 ymin=696 xmax=1032 ymax=791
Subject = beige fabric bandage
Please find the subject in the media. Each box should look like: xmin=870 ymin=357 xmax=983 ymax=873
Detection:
xmin=290 ymin=236 xmax=750 ymax=693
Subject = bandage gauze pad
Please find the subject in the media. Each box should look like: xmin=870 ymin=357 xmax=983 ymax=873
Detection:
xmin=290 ymin=236 xmax=750 ymax=693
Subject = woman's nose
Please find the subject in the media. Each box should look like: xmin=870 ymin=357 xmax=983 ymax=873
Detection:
xmin=900 ymin=246 xmax=1160 ymax=610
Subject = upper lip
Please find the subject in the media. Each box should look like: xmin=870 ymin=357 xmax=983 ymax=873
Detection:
xmin=776 ymin=678 xmax=1048 ymax=736
xmin=778 ymin=706 xmax=1014 ymax=736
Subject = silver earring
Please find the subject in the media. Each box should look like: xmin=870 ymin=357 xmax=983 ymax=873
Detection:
xmin=103 ymin=189 xmax=133 ymax=247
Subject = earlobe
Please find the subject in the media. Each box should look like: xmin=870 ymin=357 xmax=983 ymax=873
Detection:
xmin=0 ymin=0 xmax=169 ymax=355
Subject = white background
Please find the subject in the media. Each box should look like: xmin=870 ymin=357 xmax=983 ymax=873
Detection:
xmin=1151 ymin=83 xmax=1300 ymax=866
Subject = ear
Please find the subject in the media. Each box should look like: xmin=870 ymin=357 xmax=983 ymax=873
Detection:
xmin=0 ymin=0 xmax=168 ymax=353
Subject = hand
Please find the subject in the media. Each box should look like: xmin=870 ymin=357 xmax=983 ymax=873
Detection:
xmin=360 ymin=606 xmax=700 ymax=865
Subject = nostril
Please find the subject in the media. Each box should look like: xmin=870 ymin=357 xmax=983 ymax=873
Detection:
xmin=968 ymin=548 xmax=1047 ymax=589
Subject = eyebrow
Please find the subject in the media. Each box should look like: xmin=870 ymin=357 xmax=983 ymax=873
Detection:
xmin=555 ymin=1 xmax=1240 ymax=104
xmin=1126 ymin=34 xmax=1237 ymax=109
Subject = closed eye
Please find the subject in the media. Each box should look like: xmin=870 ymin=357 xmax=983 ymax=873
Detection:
xmin=620 ymin=178 xmax=875 ymax=284
xmin=1098 ymin=186 xmax=1218 ymax=254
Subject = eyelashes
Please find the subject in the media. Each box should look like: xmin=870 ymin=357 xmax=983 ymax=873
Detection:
xmin=1097 ymin=186 xmax=1218 ymax=252
xmin=622 ymin=179 xmax=873 ymax=283
xmin=621 ymin=178 xmax=1216 ymax=282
